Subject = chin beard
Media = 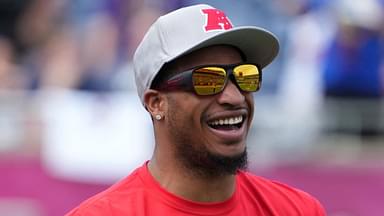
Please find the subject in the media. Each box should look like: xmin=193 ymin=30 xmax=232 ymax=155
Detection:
xmin=175 ymin=139 xmax=248 ymax=178
xmin=166 ymin=96 xmax=248 ymax=178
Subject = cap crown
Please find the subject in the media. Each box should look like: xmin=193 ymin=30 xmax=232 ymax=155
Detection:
xmin=133 ymin=4 xmax=235 ymax=102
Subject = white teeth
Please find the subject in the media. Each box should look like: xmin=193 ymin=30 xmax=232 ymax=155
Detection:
xmin=209 ymin=116 xmax=243 ymax=126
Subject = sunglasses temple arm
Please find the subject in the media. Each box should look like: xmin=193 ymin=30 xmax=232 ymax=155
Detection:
xmin=157 ymin=70 xmax=194 ymax=91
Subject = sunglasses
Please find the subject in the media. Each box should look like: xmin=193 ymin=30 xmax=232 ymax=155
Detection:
xmin=155 ymin=63 xmax=262 ymax=96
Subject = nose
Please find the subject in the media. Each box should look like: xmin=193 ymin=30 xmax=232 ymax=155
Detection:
xmin=216 ymin=79 xmax=245 ymax=106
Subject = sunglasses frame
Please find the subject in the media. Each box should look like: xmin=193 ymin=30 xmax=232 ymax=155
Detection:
xmin=154 ymin=63 xmax=263 ymax=96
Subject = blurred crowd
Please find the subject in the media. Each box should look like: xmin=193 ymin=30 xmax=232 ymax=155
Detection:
xmin=0 ymin=0 xmax=175 ymax=92
xmin=0 ymin=0 xmax=382 ymax=166
xmin=0 ymin=0 xmax=382 ymax=157
xmin=0 ymin=0 xmax=383 ymax=95
xmin=1 ymin=0 xmax=384 ymax=215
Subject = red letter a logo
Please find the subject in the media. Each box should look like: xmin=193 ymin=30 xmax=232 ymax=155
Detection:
xmin=201 ymin=9 xmax=233 ymax=31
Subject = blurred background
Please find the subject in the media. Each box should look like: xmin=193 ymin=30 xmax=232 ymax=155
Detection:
xmin=0 ymin=0 xmax=383 ymax=215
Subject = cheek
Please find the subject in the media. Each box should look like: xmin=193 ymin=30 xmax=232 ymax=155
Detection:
xmin=245 ymin=93 xmax=254 ymax=106
xmin=245 ymin=94 xmax=254 ymax=118
xmin=166 ymin=95 xmax=208 ymax=146
xmin=167 ymin=93 xmax=203 ymax=123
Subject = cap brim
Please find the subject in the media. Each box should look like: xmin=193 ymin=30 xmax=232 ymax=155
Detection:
xmin=167 ymin=26 xmax=279 ymax=69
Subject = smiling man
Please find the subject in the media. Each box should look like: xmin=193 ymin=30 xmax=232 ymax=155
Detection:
xmin=67 ymin=4 xmax=326 ymax=215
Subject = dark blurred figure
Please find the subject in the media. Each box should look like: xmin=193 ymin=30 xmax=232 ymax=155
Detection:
xmin=0 ymin=36 xmax=28 ymax=90
xmin=0 ymin=0 xmax=37 ymax=91
xmin=0 ymin=0 xmax=33 ymax=57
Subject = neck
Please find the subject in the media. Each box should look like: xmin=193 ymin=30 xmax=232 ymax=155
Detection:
xmin=148 ymin=157 xmax=237 ymax=202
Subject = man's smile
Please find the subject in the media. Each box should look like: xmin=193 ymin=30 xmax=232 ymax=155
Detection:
xmin=205 ymin=109 xmax=248 ymax=143
xmin=208 ymin=115 xmax=244 ymax=130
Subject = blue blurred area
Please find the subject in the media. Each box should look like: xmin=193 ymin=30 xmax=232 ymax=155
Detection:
xmin=0 ymin=0 xmax=383 ymax=215
xmin=322 ymin=20 xmax=383 ymax=98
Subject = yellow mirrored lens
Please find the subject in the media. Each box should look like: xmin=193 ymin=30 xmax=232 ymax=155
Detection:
xmin=233 ymin=64 xmax=260 ymax=91
xmin=192 ymin=67 xmax=226 ymax=95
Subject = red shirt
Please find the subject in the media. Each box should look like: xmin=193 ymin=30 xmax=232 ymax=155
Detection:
xmin=66 ymin=162 xmax=325 ymax=215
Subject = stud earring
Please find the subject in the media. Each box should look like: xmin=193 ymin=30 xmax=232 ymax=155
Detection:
xmin=155 ymin=114 xmax=162 ymax=120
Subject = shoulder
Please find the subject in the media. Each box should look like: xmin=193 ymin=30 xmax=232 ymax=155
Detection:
xmin=237 ymin=171 xmax=326 ymax=215
xmin=66 ymin=166 xmax=145 ymax=216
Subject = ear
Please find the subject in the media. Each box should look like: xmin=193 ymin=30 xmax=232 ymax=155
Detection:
xmin=143 ymin=89 xmax=166 ymax=118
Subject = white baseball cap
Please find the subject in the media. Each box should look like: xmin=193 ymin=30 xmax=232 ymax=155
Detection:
xmin=133 ymin=4 xmax=279 ymax=104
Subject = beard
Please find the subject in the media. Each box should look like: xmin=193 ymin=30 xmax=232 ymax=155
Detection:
xmin=175 ymin=139 xmax=248 ymax=178
xmin=166 ymin=96 xmax=248 ymax=179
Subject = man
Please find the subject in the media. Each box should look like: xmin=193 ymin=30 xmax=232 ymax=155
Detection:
xmin=67 ymin=4 xmax=326 ymax=215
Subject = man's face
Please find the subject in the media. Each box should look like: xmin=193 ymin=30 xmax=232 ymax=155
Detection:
xmin=162 ymin=45 xmax=254 ymax=177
